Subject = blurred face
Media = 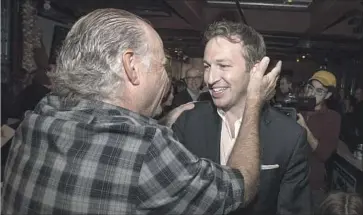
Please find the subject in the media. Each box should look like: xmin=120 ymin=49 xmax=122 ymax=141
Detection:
xmin=185 ymin=69 xmax=202 ymax=92
xmin=305 ymin=80 xmax=331 ymax=106
xmin=279 ymin=77 xmax=291 ymax=94
xmin=339 ymin=89 xmax=345 ymax=99
xmin=203 ymin=37 xmax=250 ymax=112
xmin=137 ymin=26 xmax=169 ymax=117
xmin=355 ymin=88 xmax=362 ymax=101
xmin=162 ymin=83 xmax=174 ymax=107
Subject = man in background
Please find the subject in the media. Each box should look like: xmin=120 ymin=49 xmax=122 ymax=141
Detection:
xmin=297 ymin=70 xmax=341 ymax=210
xmin=172 ymin=67 xmax=203 ymax=107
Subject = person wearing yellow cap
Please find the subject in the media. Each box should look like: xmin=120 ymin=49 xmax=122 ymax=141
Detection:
xmin=296 ymin=70 xmax=341 ymax=211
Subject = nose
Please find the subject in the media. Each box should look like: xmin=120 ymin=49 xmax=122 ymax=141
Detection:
xmin=205 ymin=66 xmax=218 ymax=86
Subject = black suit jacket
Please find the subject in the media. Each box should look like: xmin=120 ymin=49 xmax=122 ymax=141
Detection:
xmin=172 ymin=89 xmax=194 ymax=108
xmin=172 ymin=89 xmax=212 ymax=108
xmin=172 ymin=102 xmax=312 ymax=215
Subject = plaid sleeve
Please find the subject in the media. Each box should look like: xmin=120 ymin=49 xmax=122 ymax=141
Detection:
xmin=137 ymin=128 xmax=244 ymax=214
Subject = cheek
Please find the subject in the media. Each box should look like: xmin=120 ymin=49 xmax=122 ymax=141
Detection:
xmin=315 ymin=95 xmax=324 ymax=102
xmin=204 ymin=72 xmax=209 ymax=83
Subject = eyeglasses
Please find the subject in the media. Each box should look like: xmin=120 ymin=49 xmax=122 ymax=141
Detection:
xmin=305 ymin=84 xmax=327 ymax=96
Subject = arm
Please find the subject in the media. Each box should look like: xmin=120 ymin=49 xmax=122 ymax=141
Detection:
xmin=277 ymin=129 xmax=312 ymax=215
xmin=137 ymin=131 xmax=245 ymax=214
xmin=304 ymin=126 xmax=319 ymax=151
xmin=228 ymin=58 xmax=281 ymax=204
xmin=227 ymin=100 xmax=261 ymax=205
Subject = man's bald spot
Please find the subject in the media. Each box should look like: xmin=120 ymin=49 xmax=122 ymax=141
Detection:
xmin=139 ymin=20 xmax=164 ymax=59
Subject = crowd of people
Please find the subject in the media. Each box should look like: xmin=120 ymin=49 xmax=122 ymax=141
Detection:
xmin=1 ymin=8 xmax=363 ymax=215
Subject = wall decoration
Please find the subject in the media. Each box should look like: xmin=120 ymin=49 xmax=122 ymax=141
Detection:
xmin=49 ymin=25 xmax=69 ymax=64
xmin=21 ymin=0 xmax=41 ymax=74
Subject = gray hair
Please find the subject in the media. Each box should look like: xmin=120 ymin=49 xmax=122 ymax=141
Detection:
xmin=204 ymin=21 xmax=266 ymax=72
xmin=50 ymin=9 xmax=150 ymax=101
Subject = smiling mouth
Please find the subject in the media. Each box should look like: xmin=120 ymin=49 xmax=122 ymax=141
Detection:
xmin=210 ymin=87 xmax=227 ymax=98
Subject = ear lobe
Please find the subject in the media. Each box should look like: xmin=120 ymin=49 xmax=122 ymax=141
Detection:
xmin=325 ymin=92 xmax=332 ymax=100
xmin=123 ymin=49 xmax=140 ymax=85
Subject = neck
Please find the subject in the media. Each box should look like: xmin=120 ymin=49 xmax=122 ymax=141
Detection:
xmin=188 ymin=88 xmax=199 ymax=94
xmin=315 ymin=103 xmax=324 ymax=111
xmin=224 ymin=97 xmax=246 ymax=126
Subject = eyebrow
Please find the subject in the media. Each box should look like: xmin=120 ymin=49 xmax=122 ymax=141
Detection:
xmin=216 ymin=59 xmax=231 ymax=63
xmin=203 ymin=59 xmax=231 ymax=64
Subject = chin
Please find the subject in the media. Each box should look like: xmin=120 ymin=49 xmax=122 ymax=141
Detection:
xmin=212 ymin=98 xmax=229 ymax=110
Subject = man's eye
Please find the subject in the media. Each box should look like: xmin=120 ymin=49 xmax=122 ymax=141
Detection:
xmin=219 ymin=64 xmax=230 ymax=68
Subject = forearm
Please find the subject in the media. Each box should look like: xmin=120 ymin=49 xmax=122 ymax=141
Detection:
xmin=305 ymin=127 xmax=318 ymax=151
xmin=227 ymin=101 xmax=261 ymax=205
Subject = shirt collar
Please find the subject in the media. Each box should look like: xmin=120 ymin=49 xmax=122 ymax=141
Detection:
xmin=187 ymin=88 xmax=200 ymax=100
xmin=216 ymin=109 xmax=243 ymax=124
xmin=38 ymin=94 xmax=158 ymax=125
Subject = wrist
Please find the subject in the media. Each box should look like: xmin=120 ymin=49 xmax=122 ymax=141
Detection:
xmin=245 ymin=96 xmax=264 ymax=108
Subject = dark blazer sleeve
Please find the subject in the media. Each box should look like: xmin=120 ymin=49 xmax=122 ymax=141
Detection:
xmin=171 ymin=110 xmax=187 ymax=144
xmin=277 ymin=128 xmax=312 ymax=215
xmin=172 ymin=90 xmax=192 ymax=108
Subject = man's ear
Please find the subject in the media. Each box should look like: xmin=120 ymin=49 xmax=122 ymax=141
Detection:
xmin=325 ymin=92 xmax=332 ymax=100
xmin=122 ymin=49 xmax=140 ymax=86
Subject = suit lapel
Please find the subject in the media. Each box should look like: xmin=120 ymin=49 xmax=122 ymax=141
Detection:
xmin=209 ymin=104 xmax=222 ymax=163
xmin=259 ymin=105 xmax=272 ymax=155
xmin=184 ymin=90 xmax=193 ymax=102
xmin=209 ymin=103 xmax=272 ymax=164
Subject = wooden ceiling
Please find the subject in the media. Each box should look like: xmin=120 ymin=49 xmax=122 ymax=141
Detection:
xmin=38 ymin=0 xmax=363 ymax=60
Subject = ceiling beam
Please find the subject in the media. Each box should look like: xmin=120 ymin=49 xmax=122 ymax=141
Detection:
xmin=306 ymin=0 xmax=363 ymax=35
xmin=164 ymin=0 xmax=205 ymax=30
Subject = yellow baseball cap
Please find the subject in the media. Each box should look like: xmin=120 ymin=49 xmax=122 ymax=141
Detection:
xmin=309 ymin=70 xmax=337 ymax=88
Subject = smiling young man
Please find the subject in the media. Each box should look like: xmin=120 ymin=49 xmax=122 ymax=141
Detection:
xmin=172 ymin=21 xmax=311 ymax=215
xmin=297 ymin=70 xmax=341 ymax=210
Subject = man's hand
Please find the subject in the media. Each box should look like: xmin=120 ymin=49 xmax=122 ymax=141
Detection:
xmin=247 ymin=57 xmax=282 ymax=105
xmin=297 ymin=113 xmax=318 ymax=151
xmin=158 ymin=102 xmax=195 ymax=127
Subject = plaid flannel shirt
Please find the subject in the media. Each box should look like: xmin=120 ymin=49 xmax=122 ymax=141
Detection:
xmin=2 ymin=95 xmax=244 ymax=215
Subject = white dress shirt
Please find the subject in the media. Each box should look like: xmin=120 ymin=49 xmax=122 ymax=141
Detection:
xmin=217 ymin=109 xmax=243 ymax=165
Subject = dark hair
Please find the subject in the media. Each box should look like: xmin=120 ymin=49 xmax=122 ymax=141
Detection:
xmin=204 ymin=21 xmax=266 ymax=72
xmin=174 ymin=79 xmax=187 ymax=94
xmin=280 ymin=74 xmax=293 ymax=85
xmin=318 ymin=192 xmax=363 ymax=215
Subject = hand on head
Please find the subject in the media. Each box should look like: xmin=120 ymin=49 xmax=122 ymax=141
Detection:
xmin=247 ymin=57 xmax=282 ymax=104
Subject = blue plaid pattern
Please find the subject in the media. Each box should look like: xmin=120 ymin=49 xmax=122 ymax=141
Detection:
xmin=2 ymin=95 xmax=244 ymax=214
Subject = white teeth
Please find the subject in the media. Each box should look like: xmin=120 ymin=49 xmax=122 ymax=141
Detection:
xmin=212 ymin=88 xmax=226 ymax=93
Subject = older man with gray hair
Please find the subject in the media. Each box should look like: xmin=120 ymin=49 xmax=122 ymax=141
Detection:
xmin=2 ymin=9 xmax=280 ymax=215
xmin=172 ymin=67 xmax=204 ymax=107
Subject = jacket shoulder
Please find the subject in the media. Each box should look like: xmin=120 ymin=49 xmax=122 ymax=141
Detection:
xmin=184 ymin=101 xmax=215 ymax=116
xmin=266 ymin=107 xmax=305 ymax=134
xmin=174 ymin=101 xmax=215 ymax=125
